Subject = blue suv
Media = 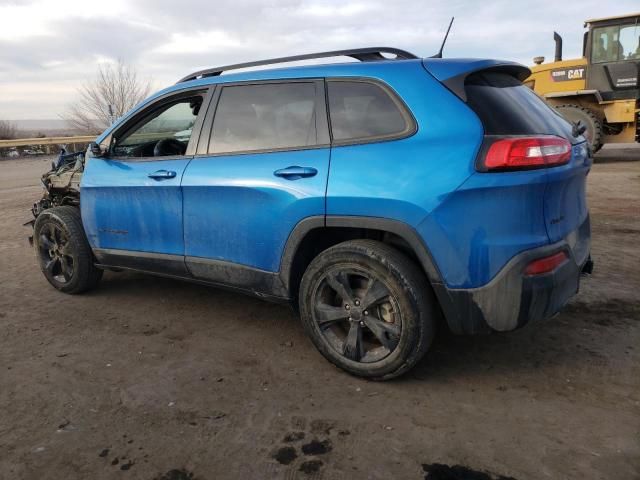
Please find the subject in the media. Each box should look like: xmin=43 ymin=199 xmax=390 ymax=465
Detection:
xmin=31 ymin=47 xmax=593 ymax=379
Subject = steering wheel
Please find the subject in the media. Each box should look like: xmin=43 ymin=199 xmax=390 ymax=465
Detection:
xmin=153 ymin=138 xmax=186 ymax=157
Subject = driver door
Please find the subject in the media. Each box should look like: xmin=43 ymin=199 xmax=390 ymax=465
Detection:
xmin=81 ymin=87 xmax=211 ymax=275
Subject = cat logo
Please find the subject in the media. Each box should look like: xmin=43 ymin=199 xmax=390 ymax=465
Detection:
xmin=551 ymin=67 xmax=586 ymax=82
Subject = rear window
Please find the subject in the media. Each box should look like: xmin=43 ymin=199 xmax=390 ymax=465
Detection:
xmin=465 ymin=72 xmax=574 ymax=139
xmin=327 ymin=80 xmax=414 ymax=143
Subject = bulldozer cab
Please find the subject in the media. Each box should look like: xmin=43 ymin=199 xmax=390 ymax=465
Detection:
xmin=585 ymin=13 xmax=640 ymax=101
xmin=527 ymin=13 xmax=640 ymax=150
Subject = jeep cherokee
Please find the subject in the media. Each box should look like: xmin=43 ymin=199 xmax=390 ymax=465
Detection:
xmin=30 ymin=47 xmax=593 ymax=379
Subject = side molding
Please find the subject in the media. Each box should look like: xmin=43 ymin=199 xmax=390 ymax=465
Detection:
xmin=93 ymin=248 xmax=189 ymax=276
xmin=186 ymin=256 xmax=288 ymax=298
xmin=93 ymin=248 xmax=290 ymax=302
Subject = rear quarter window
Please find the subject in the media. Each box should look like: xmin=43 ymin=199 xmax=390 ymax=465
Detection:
xmin=465 ymin=72 xmax=574 ymax=139
xmin=327 ymin=80 xmax=415 ymax=144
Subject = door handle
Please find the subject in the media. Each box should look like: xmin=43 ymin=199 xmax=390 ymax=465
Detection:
xmin=273 ymin=166 xmax=318 ymax=180
xmin=148 ymin=170 xmax=177 ymax=180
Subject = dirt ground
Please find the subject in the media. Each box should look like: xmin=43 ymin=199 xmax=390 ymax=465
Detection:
xmin=0 ymin=156 xmax=638 ymax=480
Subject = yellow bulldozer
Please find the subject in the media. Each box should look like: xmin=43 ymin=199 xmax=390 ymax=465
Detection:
xmin=526 ymin=13 xmax=639 ymax=151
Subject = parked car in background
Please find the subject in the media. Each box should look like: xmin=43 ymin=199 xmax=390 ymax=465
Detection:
xmin=29 ymin=47 xmax=593 ymax=379
xmin=23 ymin=148 xmax=45 ymax=156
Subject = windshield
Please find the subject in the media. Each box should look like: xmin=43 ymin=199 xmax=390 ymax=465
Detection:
xmin=591 ymin=24 xmax=640 ymax=63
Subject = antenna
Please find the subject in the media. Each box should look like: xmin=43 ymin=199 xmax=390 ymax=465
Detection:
xmin=431 ymin=17 xmax=455 ymax=58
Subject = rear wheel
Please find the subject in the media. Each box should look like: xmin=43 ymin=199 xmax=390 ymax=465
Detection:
xmin=555 ymin=104 xmax=603 ymax=152
xmin=33 ymin=206 xmax=103 ymax=294
xmin=298 ymin=240 xmax=437 ymax=380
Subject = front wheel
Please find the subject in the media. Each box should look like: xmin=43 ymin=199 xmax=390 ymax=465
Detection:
xmin=33 ymin=206 xmax=103 ymax=294
xmin=298 ymin=240 xmax=438 ymax=380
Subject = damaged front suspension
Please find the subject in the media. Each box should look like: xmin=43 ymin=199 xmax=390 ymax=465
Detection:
xmin=26 ymin=148 xmax=86 ymax=245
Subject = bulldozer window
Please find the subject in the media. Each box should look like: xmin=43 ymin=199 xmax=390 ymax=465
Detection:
xmin=592 ymin=24 xmax=640 ymax=63
xmin=620 ymin=25 xmax=640 ymax=60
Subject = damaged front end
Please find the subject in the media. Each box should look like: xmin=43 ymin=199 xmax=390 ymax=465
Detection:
xmin=26 ymin=149 xmax=85 ymax=245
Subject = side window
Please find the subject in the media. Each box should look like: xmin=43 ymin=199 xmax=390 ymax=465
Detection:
xmin=113 ymin=94 xmax=204 ymax=158
xmin=327 ymin=80 xmax=413 ymax=143
xmin=620 ymin=24 xmax=640 ymax=60
xmin=590 ymin=25 xmax=640 ymax=63
xmin=210 ymin=83 xmax=319 ymax=154
xmin=592 ymin=26 xmax=618 ymax=63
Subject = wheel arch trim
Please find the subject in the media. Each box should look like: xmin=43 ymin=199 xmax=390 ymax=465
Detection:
xmin=278 ymin=216 xmax=462 ymax=330
xmin=278 ymin=215 xmax=445 ymax=288
xmin=324 ymin=216 xmax=443 ymax=282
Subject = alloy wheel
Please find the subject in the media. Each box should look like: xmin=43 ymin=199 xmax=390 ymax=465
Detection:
xmin=312 ymin=267 xmax=402 ymax=363
xmin=38 ymin=222 xmax=74 ymax=284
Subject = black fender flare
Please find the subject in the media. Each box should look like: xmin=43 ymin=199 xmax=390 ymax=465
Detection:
xmin=278 ymin=215 xmax=465 ymax=332
xmin=278 ymin=215 xmax=443 ymax=287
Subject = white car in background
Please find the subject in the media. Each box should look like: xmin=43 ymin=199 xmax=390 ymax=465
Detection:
xmin=23 ymin=148 xmax=45 ymax=156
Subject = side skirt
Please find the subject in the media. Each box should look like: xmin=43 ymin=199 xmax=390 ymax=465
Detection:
xmin=185 ymin=256 xmax=289 ymax=298
xmin=93 ymin=248 xmax=290 ymax=303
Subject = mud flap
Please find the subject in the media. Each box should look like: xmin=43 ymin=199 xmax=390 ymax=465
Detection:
xmin=581 ymin=255 xmax=594 ymax=276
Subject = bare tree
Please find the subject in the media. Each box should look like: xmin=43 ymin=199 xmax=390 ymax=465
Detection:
xmin=63 ymin=60 xmax=153 ymax=134
xmin=0 ymin=120 xmax=19 ymax=140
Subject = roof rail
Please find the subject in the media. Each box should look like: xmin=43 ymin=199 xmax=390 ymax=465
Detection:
xmin=177 ymin=47 xmax=419 ymax=83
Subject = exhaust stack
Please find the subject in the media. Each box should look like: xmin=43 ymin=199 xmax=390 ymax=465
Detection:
xmin=554 ymin=32 xmax=563 ymax=62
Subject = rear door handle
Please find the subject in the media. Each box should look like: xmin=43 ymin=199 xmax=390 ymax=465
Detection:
xmin=148 ymin=170 xmax=177 ymax=180
xmin=273 ymin=166 xmax=318 ymax=180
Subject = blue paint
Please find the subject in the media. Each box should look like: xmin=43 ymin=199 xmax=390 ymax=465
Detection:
xmin=544 ymin=143 xmax=591 ymax=243
xmin=181 ymin=148 xmax=329 ymax=271
xmin=81 ymin=157 xmax=190 ymax=254
xmin=82 ymin=55 xmax=590 ymax=293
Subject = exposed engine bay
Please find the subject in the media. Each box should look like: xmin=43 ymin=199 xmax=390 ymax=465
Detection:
xmin=30 ymin=149 xmax=85 ymax=221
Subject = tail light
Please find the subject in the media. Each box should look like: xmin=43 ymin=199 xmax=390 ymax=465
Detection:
xmin=480 ymin=136 xmax=572 ymax=171
xmin=524 ymin=251 xmax=568 ymax=276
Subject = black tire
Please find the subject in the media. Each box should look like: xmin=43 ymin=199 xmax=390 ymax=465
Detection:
xmin=298 ymin=240 xmax=438 ymax=380
xmin=33 ymin=206 xmax=103 ymax=294
xmin=555 ymin=104 xmax=603 ymax=152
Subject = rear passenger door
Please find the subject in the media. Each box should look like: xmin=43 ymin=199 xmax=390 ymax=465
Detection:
xmin=181 ymin=80 xmax=330 ymax=286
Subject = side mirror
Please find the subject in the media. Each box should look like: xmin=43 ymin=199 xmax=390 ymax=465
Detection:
xmin=89 ymin=142 xmax=107 ymax=158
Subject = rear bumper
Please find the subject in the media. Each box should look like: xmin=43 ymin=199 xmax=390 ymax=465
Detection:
xmin=436 ymin=215 xmax=591 ymax=334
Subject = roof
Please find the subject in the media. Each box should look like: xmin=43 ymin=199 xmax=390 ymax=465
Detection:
xmin=584 ymin=12 xmax=640 ymax=25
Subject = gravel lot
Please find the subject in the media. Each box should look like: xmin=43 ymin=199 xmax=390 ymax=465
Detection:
xmin=1 ymin=156 xmax=639 ymax=480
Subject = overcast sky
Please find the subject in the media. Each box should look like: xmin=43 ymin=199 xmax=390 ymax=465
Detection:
xmin=0 ymin=0 xmax=637 ymax=120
